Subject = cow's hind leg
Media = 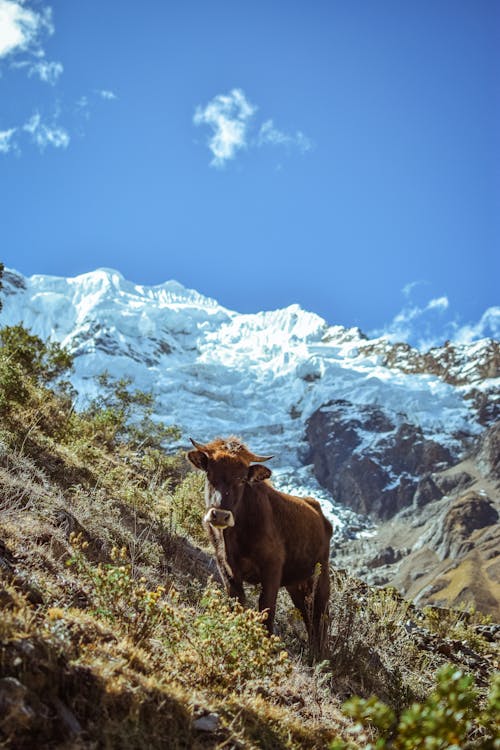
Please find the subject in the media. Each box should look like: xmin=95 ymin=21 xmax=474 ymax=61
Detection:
xmin=311 ymin=563 xmax=330 ymax=660
xmin=288 ymin=569 xmax=330 ymax=661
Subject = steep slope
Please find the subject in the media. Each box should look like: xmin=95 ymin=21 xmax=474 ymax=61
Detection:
xmin=2 ymin=267 xmax=498 ymax=535
xmin=0 ymin=362 xmax=497 ymax=748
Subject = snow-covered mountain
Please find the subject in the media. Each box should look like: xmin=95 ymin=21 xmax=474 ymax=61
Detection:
xmin=2 ymin=267 xmax=498 ymax=533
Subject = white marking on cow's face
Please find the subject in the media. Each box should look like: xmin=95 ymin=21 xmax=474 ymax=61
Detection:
xmin=205 ymin=480 xmax=222 ymax=509
xmin=203 ymin=507 xmax=235 ymax=529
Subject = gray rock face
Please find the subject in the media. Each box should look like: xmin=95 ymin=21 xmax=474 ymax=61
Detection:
xmin=476 ymin=422 xmax=500 ymax=480
xmin=434 ymin=472 xmax=474 ymax=496
xmin=305 ymin=400 xmax=452 ymax=519
xmin=438 ymin=492 xmax=499 ymax=560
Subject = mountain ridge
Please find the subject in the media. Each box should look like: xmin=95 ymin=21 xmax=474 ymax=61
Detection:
xmin=2 ymin=267 xmax=498 ymax=536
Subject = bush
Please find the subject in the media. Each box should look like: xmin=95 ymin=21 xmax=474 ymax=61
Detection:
xmin=0 ymin=325 xmax=73 ymax=422
xmin=0 ymin=324 xmax=73 ymax=385
xmin=82 ymin=372 xmax=180 ymax=450
xmin=332 ymin=665 xmax=500 ymax=750
xmin=68 ymin=538 xmax=290 ymax=694
xmin=325 ymin=575 xmax=420 ymax=708
xmin=167 ymin=471 xmax=206 ymax=542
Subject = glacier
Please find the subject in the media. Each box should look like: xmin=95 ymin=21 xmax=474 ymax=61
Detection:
xmin=1 ymin=267 xmax=486 ymax=533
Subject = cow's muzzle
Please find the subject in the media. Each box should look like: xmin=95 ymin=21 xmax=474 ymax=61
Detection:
xmin=204 ymin=507 xmax=235 ymax=529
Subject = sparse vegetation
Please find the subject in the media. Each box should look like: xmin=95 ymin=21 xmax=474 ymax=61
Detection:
xmin=0 ymin=324 xmax=498 ymax=748
xmin=333 ymin=665 xmax=500 ymax=750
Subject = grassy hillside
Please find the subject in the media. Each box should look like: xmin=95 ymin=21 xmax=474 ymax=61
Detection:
xmin=0 ymin=325 xmax=498 ymax=749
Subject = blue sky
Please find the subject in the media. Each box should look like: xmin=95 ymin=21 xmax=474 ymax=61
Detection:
xmin=1 ymin=0 xmax=499 ymax=348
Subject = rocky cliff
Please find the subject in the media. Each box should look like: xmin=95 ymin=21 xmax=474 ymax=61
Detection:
xmin=331 ymin=422 xmax=500 ymax=618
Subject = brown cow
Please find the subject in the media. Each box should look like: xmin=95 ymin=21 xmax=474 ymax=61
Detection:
xmin=187 ymin=436 xmax=333 ymax=657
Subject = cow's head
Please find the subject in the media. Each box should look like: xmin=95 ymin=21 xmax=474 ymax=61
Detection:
xmin=187 ymin=437 xmax=273 ymax=528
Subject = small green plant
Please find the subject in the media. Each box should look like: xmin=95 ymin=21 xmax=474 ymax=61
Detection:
xmin=0 ymin=324 xmax=73 ymax=415
xmin=422 ymin=605 xmax=492 ymax=654
xmin=326 ymin=575 xmax=420 ymax=708
xmin=334 ymin=665 xmax=499 ymax=750
xmin=167 ymin=470 xmax=206 ymax=541
xmin=0 ymin=324 xmax=73 ymax=385
xmin=81 ymin=371 xmax=180 ymax=450
xmin=0 ymin=262 xmax=4 ymax=312
xmin=68 ymin=535 xmax=184 ymax=646
xmin=188 ymin=581 xmax=290 ymax=691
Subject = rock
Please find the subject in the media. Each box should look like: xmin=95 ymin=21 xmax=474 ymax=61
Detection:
xmin=0 ymin=677 xmax=46 ymax=737
xmin=306 ymin=400 xmax=452 ymax=519
xmin=476 ymin=422 xmax=500 ymax=480
xmin=438 ymin=492 xmax=499 ymax=560
xmin=53 ymin=697 xmax=82 ymax=736
xmin=193 ymin=712 xmax=221 ymax=732
xmin=434 ymin=472 xmax=474 ymax=496
xmin=367 ymin=546 xmax=405 ymax=569
xmin=414 ymin=475 xmax=443 ymax=508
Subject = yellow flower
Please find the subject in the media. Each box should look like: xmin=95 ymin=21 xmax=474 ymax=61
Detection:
xmin=47 ymin=608 xmax=64 ymax=621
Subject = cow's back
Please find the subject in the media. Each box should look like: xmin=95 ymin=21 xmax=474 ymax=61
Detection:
xmin=264 ymin=486 xmax=332 ymax=585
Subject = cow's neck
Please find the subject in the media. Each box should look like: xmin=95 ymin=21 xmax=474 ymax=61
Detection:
xmin=222 ymin=485 xmax=260 ymax=548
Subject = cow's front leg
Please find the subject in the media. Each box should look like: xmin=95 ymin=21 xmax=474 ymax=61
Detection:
xmin=258 ymin=568 xmax=282 ymax=634
xmin=214 ymin=558 xmax=246 ymax=605
xmin=227 ymin=575 xmax=246 ymax=605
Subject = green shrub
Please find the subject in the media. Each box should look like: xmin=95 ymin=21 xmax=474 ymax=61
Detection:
xmin=422 ymin=605 xmax=492 ymax=654
xmin=333 ymin=665 xmax=499 ymax=750
xmin=167 ymin=471 xmax=206 ymax=542
xmin=0 ymin=324 xmax=73 ymax=385
xmin=82 ymin=372 xmax=180 ymax=450
xmin=0 ymin=354 xmax=28 ymax=409
xmin=186 ymin=582 xmax=291 ymax=691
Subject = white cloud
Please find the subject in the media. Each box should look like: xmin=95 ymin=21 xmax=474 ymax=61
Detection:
xmin=29 ymin=58 xmax=63 ymax=84
xmin=452 ymin=307 xmax=500 ymax=344
xmin=97 ymin=89 xmax=117 ymax=100
xmin=371 ymin=283 xmax=499 ymax=350
xmin=194 ymin=89 xmax=314 ymax=167
xmin=23 ymin=111 xmax=69 ymax=150
xmin=194 ymin=88 xmax=256 ymax=167
xmin=402 ymin=280 xmax=427 ymax=298
xmin=257 ymin=119 xmax=313 ymax=152
xmin=0 ymin=127 xmax=16 ymax=153
xmin=0 ymin=3 xmax=114 ymax=154
xmin=370 ymin=286 xmax=453 ymax=348
xmin=427 ymin=296 xmax=449 ymax=311
xmin=0 ymin=0 xmax=62 ymax=85
xmin=0 ymin=0 xmax=52 ymax=58
xmin=12 ymin=57 xmax=63 ymax=84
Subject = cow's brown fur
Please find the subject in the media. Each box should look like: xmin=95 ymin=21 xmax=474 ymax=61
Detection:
xmin=187 ymin=436 xmax=333 ymax=658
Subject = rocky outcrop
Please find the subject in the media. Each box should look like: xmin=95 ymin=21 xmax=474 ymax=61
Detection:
xmin=330 ymin=427 xmax=500 ymax=618
xmin=476 ymin=422 xmax=500 ymax=480
xmin=358 ymin=338 xmax=500 ymax=427
xmin=359 ymin=338 xmax=500 ymax=388
xmin=306 ymin=400 xmax=452 ymax=519
xmin=436 ymin=492 xmax=498 ymax=560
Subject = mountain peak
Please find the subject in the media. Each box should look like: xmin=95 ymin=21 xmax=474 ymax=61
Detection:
xmin=1 ymin=266 xmax=497 ymax=532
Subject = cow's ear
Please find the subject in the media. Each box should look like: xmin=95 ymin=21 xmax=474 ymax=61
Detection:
xmin=187 ymin=450 xmax=208 ymax=471
xmin=247 ymin=464 xmax=272 ymax=483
